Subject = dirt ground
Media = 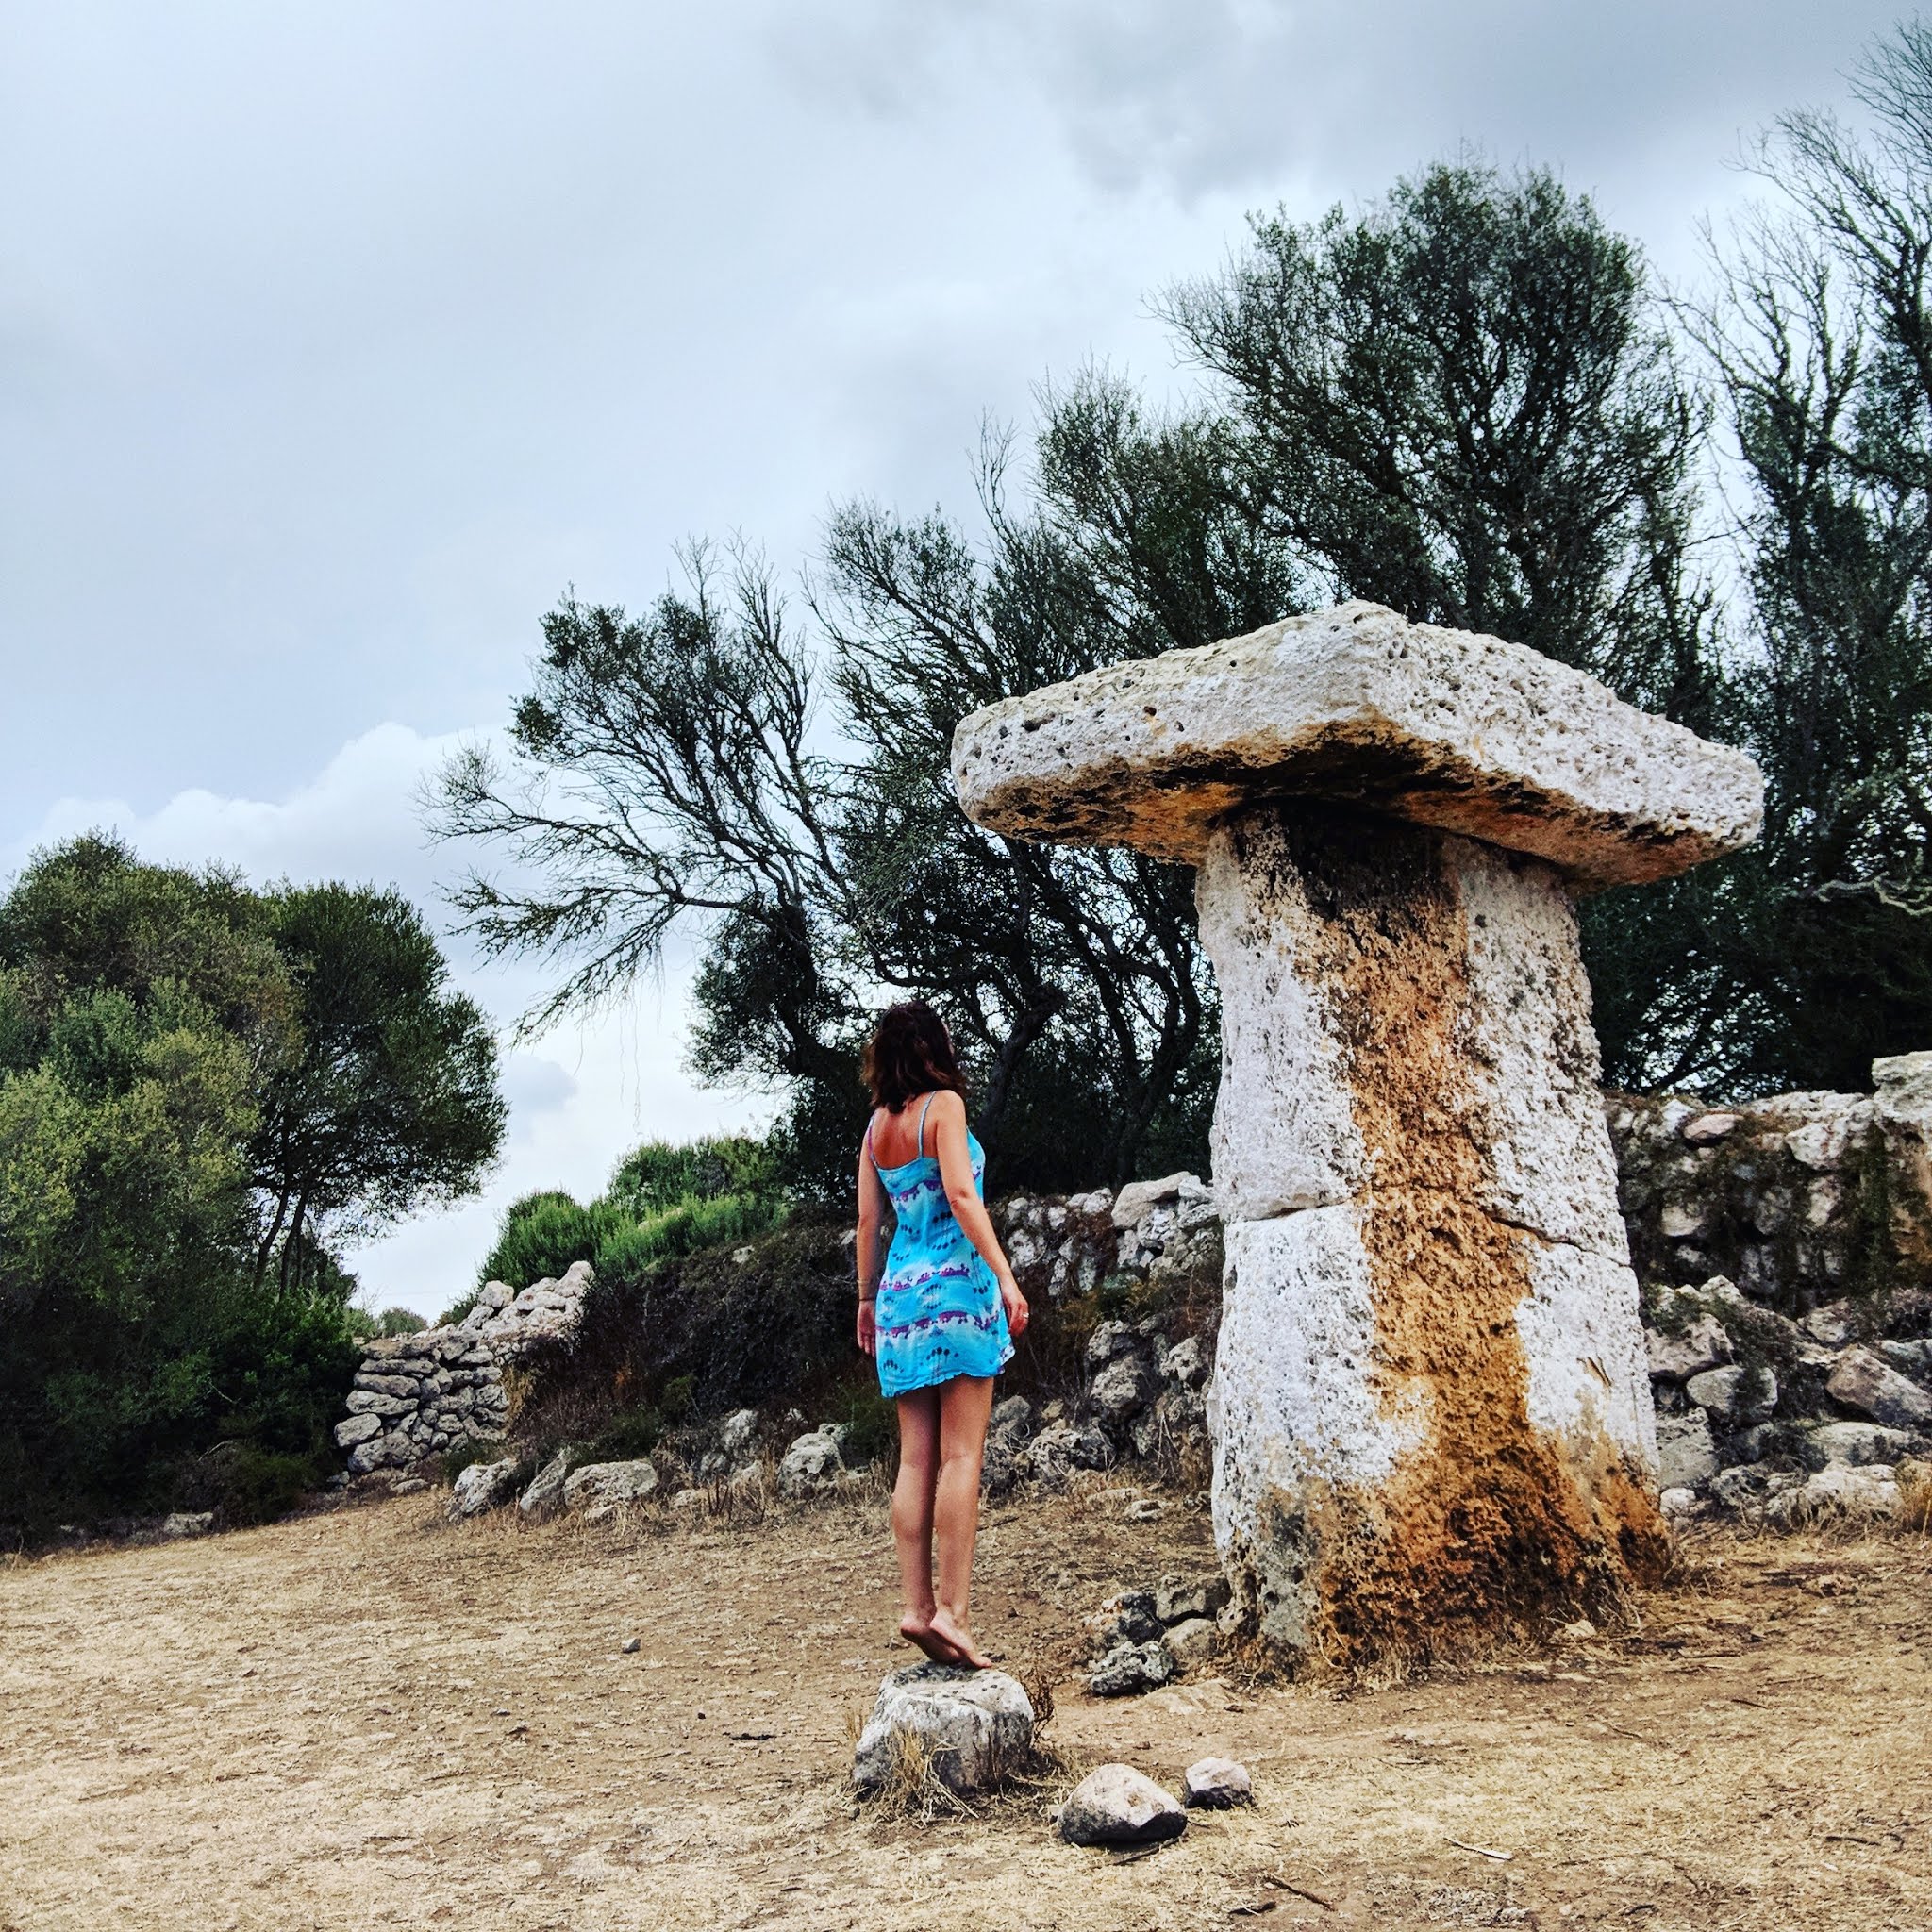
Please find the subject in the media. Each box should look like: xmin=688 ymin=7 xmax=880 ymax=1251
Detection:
xmin=2 ymin=1481 xmax=1926 ymax=1932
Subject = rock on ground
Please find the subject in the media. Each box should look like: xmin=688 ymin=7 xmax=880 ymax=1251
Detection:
xmin=850 ymin=1664 xmax=1034 ymax=1796
xmin=1182 ymin=1757 xmax=1253 ymax=1808
xmin=562 ymin=1459 xmax=660 ymax=1512
xmin=1827 ymin=1348 xmax=1932 ymax=1431
xmin=448 ymin=1457 xmax=520 ymax=1520
xmin=776 ymin=1429 xmax=843 ymax=1499
xmin=1089 ymin=1640 xmax=1175 ymax=1698
xmin=517 ymin=1447 xmax=580 ymax=1520
xmin=1057 ymin=1764 xmax=1189 ymax=1845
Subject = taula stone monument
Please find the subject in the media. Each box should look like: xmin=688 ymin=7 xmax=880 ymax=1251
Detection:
xmin=952 ymin=601 xmax=1764 ymax=1660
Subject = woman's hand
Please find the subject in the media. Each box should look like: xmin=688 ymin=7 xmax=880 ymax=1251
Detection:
xmin=999 ymin=1273 xmax=1030 ymax=1340
xmin=857 ymin=1297 xmax=876 ymax=1357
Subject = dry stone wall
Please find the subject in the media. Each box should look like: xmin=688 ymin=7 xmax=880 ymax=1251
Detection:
xmin=338 ymin=1065 xmax=1931 ymax=1538
xmin=333 ymin=1260 xmax=591 ymax=1475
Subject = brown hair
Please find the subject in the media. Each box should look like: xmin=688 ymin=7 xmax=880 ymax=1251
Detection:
xmin=861 ymin=1001 xmax=967 ymax=1113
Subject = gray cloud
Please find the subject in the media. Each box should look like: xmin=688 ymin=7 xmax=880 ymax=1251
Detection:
xmin=0 ymin=0 xmax=1907 ymax=1307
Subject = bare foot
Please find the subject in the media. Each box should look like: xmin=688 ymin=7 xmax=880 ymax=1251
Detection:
xmin=899 ymin=1612 xmax=962 ymax=1666
xmin=926 ymin=1607 xmax=992 ymax=1670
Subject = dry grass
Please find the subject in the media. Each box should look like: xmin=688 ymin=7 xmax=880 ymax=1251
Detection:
xmin=2 ymin=1484 xmax=1928 ymax=1931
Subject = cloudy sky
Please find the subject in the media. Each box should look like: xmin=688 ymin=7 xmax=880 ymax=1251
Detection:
xmin=0 ymin=1 xmax=1904 ymax=1315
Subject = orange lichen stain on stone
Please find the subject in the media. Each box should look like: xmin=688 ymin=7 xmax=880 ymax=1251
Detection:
xmin=1240 ymin=803 xmax=1660 ymax=1667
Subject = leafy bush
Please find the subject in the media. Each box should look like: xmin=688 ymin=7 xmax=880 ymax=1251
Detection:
xmin=473 ymin=1191 xmax=625 ymax=1294
xmin=605 ymin=1135 xmax=777 ymax=1217
xmin=593 ymin=1191 xmax=787 ymax=1283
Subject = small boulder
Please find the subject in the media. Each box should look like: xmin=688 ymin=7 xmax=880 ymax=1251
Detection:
xmin=1765 ymin=1462 xmax=1900 ymax=1526
xmin=449 ymin=1457 xmax=520 ymax=1520
xmin=1086 ymin=1590 xmax=1163 ymax=1651
xmin=1807 ymin=1420 xmax=1916 ymax=1468
xmin=1153 ymin=1573 xmax=1231 ymax=1624
xmin=1686 ymin=1363 xmax=1778 ymax=1424
xmin=1058 ymin=1763 xmax=1188 ymax=1845
xmin=1085 ymin=1320 xmax=1139 ymax=1370
xmin=1181 ymin=1757 xmax=1252 ymax=1808
xmin=1089 ymin=1354 xmax=1154 ymax=1423
xmin=776 ymin=1429 xmax=844 ymax=1499
xmin=1802 ymin=1301 xmax=1860 ymax=1347
xmin=1023 ymin=1423 xmax=1112 ymax=1486
xmin=1827 ymin=1348 xmax=1932 ymax=1431
xmin=334 ymin=1412 xmax=384 ymax=1449
xmin=160 ymin=1512 xmax=213 ymax=1539
xmin=562 ymin=1459 xmax=660 ymax=1513
xmin=1157 ymin=1335 xmax=1208 ymax=1388
xmin=1656 ymin=1410 xmax=1718 ymax=1491
xmin=1109 ymin=1174 xmax=1196 ymax=1229
xmin=852 ymin=1662 xmax=1034 ymax=1795
xmin=1681 ymin=1110 xmax=1741 ymax=1145
xmin=1089 ymin=1639 xmax=1175 ymax=1697
xmin=718 ymin=1407 xmax=760 ymax=1458
xmin=988 ymin=1394 xmax=1036 ymax=1447
xmin=1163 ymin=1617 xmax=1218 ymax=1669
xmin=1644 ymin=1314 xmax=1733 ymax=1381
xmin=517 ymin=1446 xmax=581 ymax=1520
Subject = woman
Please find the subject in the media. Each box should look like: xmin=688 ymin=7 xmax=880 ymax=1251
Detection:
xmin=856 ymin=1001 xmax=1029 ymax=1670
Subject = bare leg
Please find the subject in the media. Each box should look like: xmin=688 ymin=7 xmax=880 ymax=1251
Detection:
xmin=926 ymin=1375 xmax=996 ymax=1669
xmin=891 ymin=1391 xmax=952 ymax=1662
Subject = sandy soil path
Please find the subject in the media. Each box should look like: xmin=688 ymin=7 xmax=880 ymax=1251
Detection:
xmin=2 ymin=1487 xmax=1926 ymax=1931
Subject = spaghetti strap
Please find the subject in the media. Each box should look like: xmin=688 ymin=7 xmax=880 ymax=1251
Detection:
xmin=916 ymin=1093 xmax=935 ymax=1159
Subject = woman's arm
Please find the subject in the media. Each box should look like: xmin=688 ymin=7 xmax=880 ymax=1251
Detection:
xmin=855 ymin=1134 xmax=884 ymax=1357
xmin=929 ymin=1091 xmax=1029 ymax=1339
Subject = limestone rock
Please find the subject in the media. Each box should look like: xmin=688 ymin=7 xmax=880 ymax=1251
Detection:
xmin=1153 ymin=1573 xmax=1232 ymax=1624
xmin=448 ymin=1457 xmax=520 ymax=1519
xmin=851 ymin=1663 xmax=1034 ymax=1795
xmin=1765 ymin=1463 xmax=1901 ymax=1526
xmin=717 ymin=1408 xmax=760 ymax=1459
xmin=517 ymin=1446 xmax=581 ymax=1520
xmin=1111 ymin=1174 xmax=1197 ymax=1228
xmin=1807 ymin=1421 xmax=1916 ymax=1468
xmin=1086 ymin=1320 xmax=1139 ymax=1368
xmin=1089 ymin=1639 xmax=1175 ymax=1697
xmin=1656 ymin=1411 xmax=1718 ymax=1491
xmin=776 ymin=1429 xmax=843 ymax=1499
xmin=1645 ymin=1314 xmax=1734 ymax=1381
xmin=1022 ymin=1423 xmax=1112 ymax=1486
xmin=1164 ymin=1617 xmax=1218 ymax=1669
xmin=1057 ymin=1763 xmax=1189 ymax=1845
xmin=562 ymin=1459 xmax=660 ymax=1513
xmin=1158 ymin=1334 xmax=1208 ymax=1388
xmin=988 ymin=1394 xmax=1036 ymax=1448
xmin=1089 ymin=1354 xmax=1154 ymax=1423
xmin=334 ymin=1411 xmax=383 ymax=1449
xmin=1826 ymin=1348 xmax=1932 ymax=1431
xmin=1085 ymin=1591 xmax=1162 ymax=1652
xmin=1682 ymin=1111 xmax=1741 ymax=1145
xmin=1182 ymin=1757 xmax=1253 ymax=1808
xmin=951 ymin=601 xmax=1762 ymax=886
xmin=1686 ymin=1364 xmax=1778 ymax=1424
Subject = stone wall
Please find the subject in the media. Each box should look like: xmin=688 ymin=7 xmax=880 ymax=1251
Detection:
xmin=338 ymin=1064 xmax=1932 ymax=1530
xmin=332 ymin=1261 xmax=591 ymax=1476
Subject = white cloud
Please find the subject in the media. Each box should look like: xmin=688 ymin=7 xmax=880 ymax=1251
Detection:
xmin=4 ymin=722 xmax=768 ymax=1319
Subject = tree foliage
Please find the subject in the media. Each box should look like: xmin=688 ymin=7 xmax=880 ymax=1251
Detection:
xmin=0 ymin=836 xmax=504 ymax=1536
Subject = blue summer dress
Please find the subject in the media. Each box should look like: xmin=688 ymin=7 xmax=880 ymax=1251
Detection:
xmin=868 ymin=1095 xmax=1014 ymax=1398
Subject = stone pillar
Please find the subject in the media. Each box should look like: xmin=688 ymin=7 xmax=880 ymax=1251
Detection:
xmin=1199 ymin=804 xmax=1656 ymax=1652
xmin=951 ymin=600 xmax=1763 ymax=1663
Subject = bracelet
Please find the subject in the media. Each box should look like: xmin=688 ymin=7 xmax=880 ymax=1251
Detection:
xmin=858 ymin=1294 xmax=876 ymax=1305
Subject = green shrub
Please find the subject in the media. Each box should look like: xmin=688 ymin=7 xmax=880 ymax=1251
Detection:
xmin=473 ymin=1191 xmax=625 ymax=1294
xmin=592 ymin=1191 xmax=788 ymax=1284
xmin=606 ymin=1135 xmax=777 ymax=1217
xmin=586 ymin=1402 xmax=664 ymax=1462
